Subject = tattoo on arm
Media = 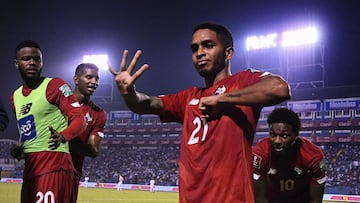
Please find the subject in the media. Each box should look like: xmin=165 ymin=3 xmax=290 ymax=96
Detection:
xmin=226 ymin=93 xmax=241 ymax=98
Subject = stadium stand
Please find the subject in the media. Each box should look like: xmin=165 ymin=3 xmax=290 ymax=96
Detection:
xmin=1 ymin=97 xmax=359 ymax=195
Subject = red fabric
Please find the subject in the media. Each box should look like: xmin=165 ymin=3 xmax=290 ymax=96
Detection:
xmin=160 ymin=70 xmax=264 ymax=203
xmin=71 ymin=100 xmax=106 ymax=201
xmin=253 ymin=137 xmax=326 ymax=203
xmin=21 ymin=152 xmax=74 ymax=203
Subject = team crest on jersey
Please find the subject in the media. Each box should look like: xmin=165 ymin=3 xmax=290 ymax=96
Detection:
xmin=214 ymin=85 xmax=226 ymax=95
xmin=253 ymin=153 xmax=262 ymax=169
xmin=85 ymin=112 xmax=92 ymax=124
xmin=294 ymin=167 xmax=302 ymax=175
xmin=59 ymin=84 xmax=72 ymax=97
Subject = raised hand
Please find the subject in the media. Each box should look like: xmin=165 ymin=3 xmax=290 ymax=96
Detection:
xmin=48 ymin=126 xmax=65 ymax=150
xmin=108 ymin=50 xmax=149 ymax=95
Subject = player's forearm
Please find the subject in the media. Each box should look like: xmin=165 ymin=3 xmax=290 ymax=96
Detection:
xmin=219 ymin=75 xmax=290 ymax=107
xmin=61 ymin=116 xmax=86 ymax=141
xmin=69 ymin=140 xmax=98 ymax=158
xmin=123 ymin=91 xmax=163 ymax=115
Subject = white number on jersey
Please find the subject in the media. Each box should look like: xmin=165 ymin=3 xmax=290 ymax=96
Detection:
xmin=188 ymin=117 xmax=209 ymax=145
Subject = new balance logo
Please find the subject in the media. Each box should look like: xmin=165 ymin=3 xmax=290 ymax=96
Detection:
xmin=20 ymin=103 xmax=32 ymax=116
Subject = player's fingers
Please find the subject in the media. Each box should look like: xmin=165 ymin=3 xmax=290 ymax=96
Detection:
xmin=108 ymin=62 xmax=119 ymax=76
xmin=120 ymin=50 xmax=129 ymax=72
xmin=131 ymin=64 xmax=149 ymax=81
xmin=127 ymin=50 xmax=142 ymax=74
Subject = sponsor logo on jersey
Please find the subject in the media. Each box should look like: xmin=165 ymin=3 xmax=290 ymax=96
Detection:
xmin=189 ymin=98 xmax=199 ymax=105
xmin=20 ymin=103 xmax=32 ymax=116
xmin=71 ymin=102 xmax=81 ymax=107
xmin=18 ymin=115 xmax=37 ymax=142
xmin=267 ymin=168 xmax=277 ymax=174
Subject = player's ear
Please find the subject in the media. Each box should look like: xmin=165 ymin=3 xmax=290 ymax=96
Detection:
xmin=14 ymin=59 xmax=19 ymax=69
xmin=225 ymin=47 xmax=234 ymax=60
xmin=73 ymin=76 xmax=79 ymax=85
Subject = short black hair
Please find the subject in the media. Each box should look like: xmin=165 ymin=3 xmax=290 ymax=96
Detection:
xmin=267 ymin=108 xmax=301 ymax=134
xmin=75 ymin=63 xmax=99 ymax=76
xmin=15 ymin=40 xmax=42 ymax=58
xmin=193 ymin=23 xmax=233 ymax=49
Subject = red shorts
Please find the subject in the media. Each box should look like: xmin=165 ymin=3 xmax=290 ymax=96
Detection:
xmin=21 ymin=169 xmax=74 ymax=203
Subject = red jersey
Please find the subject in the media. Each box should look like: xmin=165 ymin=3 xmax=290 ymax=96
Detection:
xmin=160 ymin=70 xmax=265 ymax=203
xmin=252 ymin=137 xmax=326 ymax=203
xmin=71 ymin=100 xmax=106 ymax=175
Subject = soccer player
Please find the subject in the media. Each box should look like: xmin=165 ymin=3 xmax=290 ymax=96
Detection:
xmin=10 ymin=40 xmax=86 ymax=203
xmin=68 ymin=63 xmax=106 ymax=202
xmin=149 ymin=179 xmax=155 ymax=192
xmin=253 ymin=108 xmax=326 ymax=203
xmin=109 ymin=23 xmax=291 ymax=202
xmin=117 ymin=174 xmax=124 ymax=191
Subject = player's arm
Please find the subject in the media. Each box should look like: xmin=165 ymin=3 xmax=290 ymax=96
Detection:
xmin=308 ymin=150 xmax=326 ymax=203
xmin=69 ymin=134 xmax=102 ymax=158
xmin=199 ymin=74 xmax=290 ymax=120
xmin=254 ymin=179 xmax=269 ymax=203
xmin=47 ymin=78 xmax=86 ymax=141
xmin=309 ymin=184 xmax=325 ymax=203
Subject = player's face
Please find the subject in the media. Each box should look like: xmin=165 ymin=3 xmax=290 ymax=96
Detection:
xmin=15 ymin=47 xmax=43 ymax=80
xmin=269 ymin=123 xmax=297 ymax=155
xmin=75 ymin=68 xmax=99 ymax=96
xmin=191 ymin=29 xmax=228 ymax=78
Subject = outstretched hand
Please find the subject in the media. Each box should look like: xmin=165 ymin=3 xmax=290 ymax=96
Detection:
xmin=108 ymin=50 xmax=149 ymax=95
xmin=48 ymin=126 xmax=65 ymax=150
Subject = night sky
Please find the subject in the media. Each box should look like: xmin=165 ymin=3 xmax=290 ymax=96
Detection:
xmin=1 ymin=0 xmax=359 ymax=139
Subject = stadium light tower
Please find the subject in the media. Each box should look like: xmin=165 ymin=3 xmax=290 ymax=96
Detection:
xmin=281 ymin=26 xmax=319 ymax=47
xmin=82 ymin=54 xmax=114 ymax=103
xmin=82 ymin=54 xmax=109 ymax=70
xmin=244 ymin=25 xmax=324 ymax=90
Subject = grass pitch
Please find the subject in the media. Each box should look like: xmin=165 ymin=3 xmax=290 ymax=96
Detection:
xmin=0 ymin=182 xmax=352 ymax=203
xmin=0 ymin=182 xmax=178 ymax=203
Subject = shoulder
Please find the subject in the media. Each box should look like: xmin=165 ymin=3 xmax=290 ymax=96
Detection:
xmin=47 ymin=77 xmax=72 ymax=95
xmin=88 ymin=100 xmax=105 ymax=113
xmin=253 ymin=138 xmax=270 ymax=153
xmin=298 ymin=137 xmax=324 ymax=159
xmin=253 ymin=138 xmax=271 ymax=168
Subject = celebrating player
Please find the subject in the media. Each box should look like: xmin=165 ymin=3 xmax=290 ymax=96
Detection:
xmin=110 ymin=23 xmax=290 ymax=202
xmin=253 ymin=108 xmax=326 ymax=203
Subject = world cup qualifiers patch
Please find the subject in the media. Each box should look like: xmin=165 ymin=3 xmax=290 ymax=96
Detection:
xmin=59 ymin=84 xmax=72 ymax=97
xmin=253 ymin=153 xmax=262 ymax=169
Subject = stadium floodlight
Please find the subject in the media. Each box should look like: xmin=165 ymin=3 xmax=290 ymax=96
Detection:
xmin=246 ymin=33 xmax=278 ymax=51
xmin=82 ymin=54 xmax=109 ymax=70
xmin=281 ymin=26 xmax=319 ymax=47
